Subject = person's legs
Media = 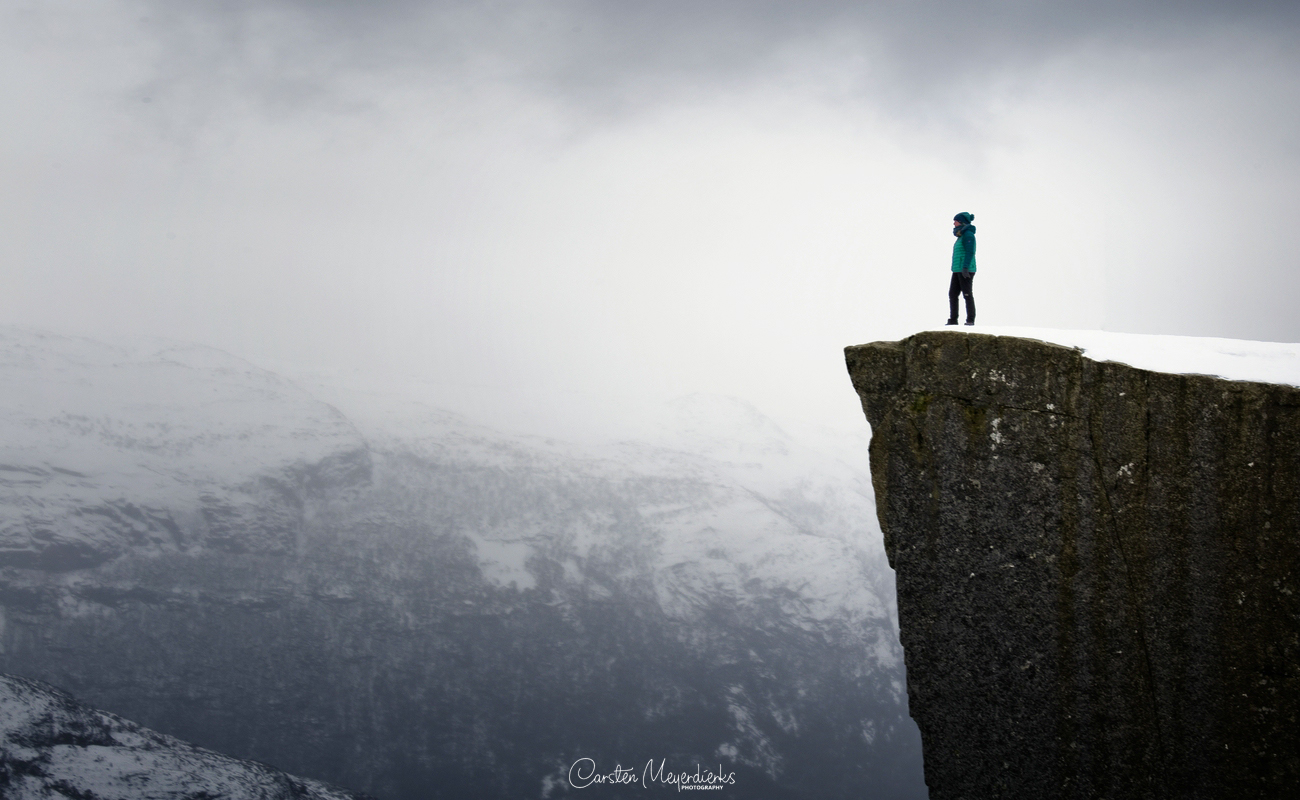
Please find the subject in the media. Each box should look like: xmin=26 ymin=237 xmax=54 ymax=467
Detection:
xmin=962 ymin=273 xmax=975 ymax=323
xmin=948 ymin=273 xmax=961 ymax=323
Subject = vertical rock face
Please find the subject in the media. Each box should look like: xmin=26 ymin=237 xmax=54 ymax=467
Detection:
xmin=846 ymin=331 xmax=1300 ymax=800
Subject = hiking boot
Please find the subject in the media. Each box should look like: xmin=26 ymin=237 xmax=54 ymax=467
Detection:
xmin=945 ymin=319 xmax=958 ymax=326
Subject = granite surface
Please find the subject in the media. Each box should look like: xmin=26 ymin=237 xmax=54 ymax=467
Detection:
xmin=846 ymin=331 xmax=1300 ymax=799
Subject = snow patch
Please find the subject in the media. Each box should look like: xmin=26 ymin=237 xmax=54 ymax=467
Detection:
xmin=467 ymin=536 xmax=537 ymax=591
xmin=924 ymin=326 xmax=1300 ymax=387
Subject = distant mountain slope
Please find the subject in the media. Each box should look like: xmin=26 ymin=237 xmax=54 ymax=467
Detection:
xmin=0 ymin=327 xmax=369 ymax=568
xmin=0 ymin=327 xmax=925 ymax=800
xmin=0 ymin=673 xmax=369 ymax=800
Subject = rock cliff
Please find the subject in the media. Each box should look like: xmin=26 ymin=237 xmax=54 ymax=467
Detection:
xmin=846 ymin=330 xmax=1299 ymax=799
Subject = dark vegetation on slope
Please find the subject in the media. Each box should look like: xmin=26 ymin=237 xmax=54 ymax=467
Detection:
xmin=1 ymin=446 xmax=921 ymax=800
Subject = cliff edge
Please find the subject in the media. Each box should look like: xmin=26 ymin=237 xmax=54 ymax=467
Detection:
xmin=846 ymin=330 xmax=1299 ymax=799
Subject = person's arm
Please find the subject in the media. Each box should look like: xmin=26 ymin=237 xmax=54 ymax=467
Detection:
xmin=960 ymin=229 xmax=976 ymax=273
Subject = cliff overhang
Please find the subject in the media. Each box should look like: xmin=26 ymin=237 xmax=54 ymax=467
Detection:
xmin=846 ymin=330 xmax=1300 ymax=799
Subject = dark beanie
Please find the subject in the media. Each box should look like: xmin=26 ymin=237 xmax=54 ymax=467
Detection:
xmin=953 ymin=212 xmax=974 ymax=224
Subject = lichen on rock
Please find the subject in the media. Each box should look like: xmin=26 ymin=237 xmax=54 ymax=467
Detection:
xmin=846 ymin=330 xmax=1300 ymax=800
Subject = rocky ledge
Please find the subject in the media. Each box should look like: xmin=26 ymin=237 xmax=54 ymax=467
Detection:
xmin=846 ymin=331 xmax=1299 ymax=800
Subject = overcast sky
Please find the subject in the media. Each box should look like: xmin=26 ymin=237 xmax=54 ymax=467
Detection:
xmin=3 ymin=1 xmax=1298 ymax=437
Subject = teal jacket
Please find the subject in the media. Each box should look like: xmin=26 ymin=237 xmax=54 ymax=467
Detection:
xmin=951 ymin=224 xmax=976 ymax=273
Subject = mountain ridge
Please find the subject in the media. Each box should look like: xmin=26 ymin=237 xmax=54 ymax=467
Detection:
xmin=1 ymin=325 xmax=924 ymax=799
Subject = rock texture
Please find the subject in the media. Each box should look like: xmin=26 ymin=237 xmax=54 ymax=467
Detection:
xmin=846 ymin=331 xmax=1300 ymax=799
xmin=0 ymin=673 xmax=368 ymax=800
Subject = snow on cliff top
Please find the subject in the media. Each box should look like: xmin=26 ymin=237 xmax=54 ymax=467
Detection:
xmin=921 ymin=327 xmax=1300 ymax=388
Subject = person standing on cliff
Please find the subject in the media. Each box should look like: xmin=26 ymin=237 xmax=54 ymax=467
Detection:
xmin=947 ymin=212 xmax=976 ymax=326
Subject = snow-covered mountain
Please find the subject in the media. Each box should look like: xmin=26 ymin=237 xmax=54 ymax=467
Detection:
xmin=0 ymin=673 xmax=369 ymax=800
xmin=0 ymin=326 xmax=924 ymax=799
xmin=0 ymin=328 xmax=368 ymax=568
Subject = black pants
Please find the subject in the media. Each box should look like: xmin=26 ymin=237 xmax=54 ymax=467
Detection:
xmin=948 ymin=272 xmax=975 ymax=323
